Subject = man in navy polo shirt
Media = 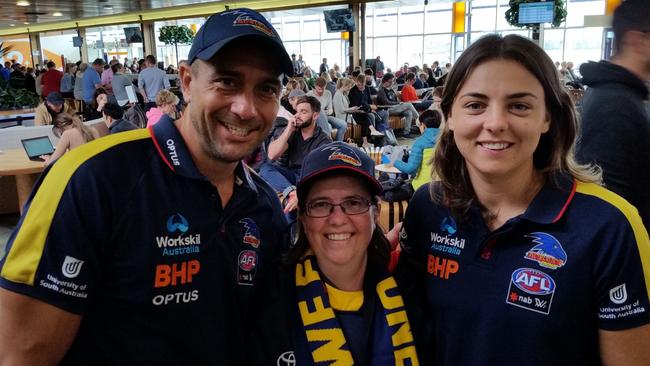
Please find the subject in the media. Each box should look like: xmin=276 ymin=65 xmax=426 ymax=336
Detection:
xmin=0 ymin=8 xmax=293 ymax=364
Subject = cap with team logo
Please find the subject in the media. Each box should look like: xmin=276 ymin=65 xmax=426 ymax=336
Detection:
xmin=187 ymin=8 xmax=293 ymax=76
xmin=298 ymin=142 xmax=382 ymax=196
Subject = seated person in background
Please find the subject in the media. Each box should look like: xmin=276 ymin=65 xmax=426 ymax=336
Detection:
xmin=34 ymin=92 xmax=73 ymax=126
xmin=259 ymin=96 xmax=332 ymax=212
xmin=103 ymin=102 xmax=138 ymax=134
xmin=332 ymin=77 xmax=356 ymax=121
xmin=418 ymin=72 xmax=429 ymax=88
xmin=390 ymin=109 xmax=442 ymax=190
xmin=401 ymin=72 xmax=432 ymax=111
xmin=348 ymin=74 xmax=388 ymax=140
xmin=83 ymin=88 xmax=108 ymax=121
xmin=146 ymin=90 xmax=179 ymax=127
xmin=431 ymin=86 xmax=444 ymax=110
xmin=111 ymin=63 xmax=134 ymax=107
xmin=307 ymin=77 xmax=348 ymax=141
xmin=376 ymin=73 xmax=418 ymax=138
xmin=42 ymin=113 xmax=100 ymax=166
xmin=364 ymin=68 xmax=378 ymax=95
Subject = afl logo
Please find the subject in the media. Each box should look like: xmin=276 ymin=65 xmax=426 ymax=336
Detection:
xmin=238 ymin=250 xmax=257 ymax=271
xmin=511 ymin=268 xmax=555 ymax=295
xmin=61 ymin=256 xmax=84 ymax=278
xmin=276 ymin=351 xmax=296 ymax=366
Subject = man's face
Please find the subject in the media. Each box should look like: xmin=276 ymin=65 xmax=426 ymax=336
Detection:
xmin=294 ymin=102 xmax=315 ymax=129
xmin=46 ymin=102 xmax=62 ymax=113
xmin=93 ymin=64 xmax=103 ymax=73
xmin=382 ymin=78 xmax=394 ymax=88
xmin=314 ymin=85 xmax=324 ymax=96
xmin=299 ymin=55 xmax=303 ymax=60
xmin=180 ymin=41 xmax=281 ymax=163
xmin=355 ymin=80 xmax=365 ymax=90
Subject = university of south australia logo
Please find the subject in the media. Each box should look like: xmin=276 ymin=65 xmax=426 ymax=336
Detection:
xmin=61 ymin=256 xmax=84 ymax=278
xmin=167 ymin=213 xmax=189 ymax=234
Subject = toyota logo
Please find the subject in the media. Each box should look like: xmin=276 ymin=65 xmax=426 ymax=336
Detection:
xmin=277 ymin=351 xmax=296 ymax=366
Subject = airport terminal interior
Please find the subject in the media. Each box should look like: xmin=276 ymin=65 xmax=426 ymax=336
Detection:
xmin=0 ymin=0 xmax=635 ymax=252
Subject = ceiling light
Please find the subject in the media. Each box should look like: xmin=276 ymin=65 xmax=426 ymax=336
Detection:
xmin=9 ymin=24 xmax=15 ymax=26
xmin=16 ymin=1 xmax=30 ymax=6
xmin=24 ymin=22 xmax=29 ymax=24
xmin=53 ymin=12 xmax=62 ymax=17
xmin=103 ymin=5 xmax=113 ymax=9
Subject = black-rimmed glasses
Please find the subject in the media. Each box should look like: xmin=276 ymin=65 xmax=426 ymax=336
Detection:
xmin=305 ymin=198 xmax=373 ymax=218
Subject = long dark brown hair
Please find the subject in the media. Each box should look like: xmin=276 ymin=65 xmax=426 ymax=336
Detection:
xmin=53 ymin=112 xmax=96 ymax=143
xmin=433 ymin=34 xmax=601 ymax=220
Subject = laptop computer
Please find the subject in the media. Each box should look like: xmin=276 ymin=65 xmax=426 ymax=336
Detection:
xmin=21 ymin=136 xmax=55 ymax=161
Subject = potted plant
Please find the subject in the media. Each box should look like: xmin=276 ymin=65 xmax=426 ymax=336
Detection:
xmin=505 ymin=0 xmax=567 ymax=29
xmin=158 ymin=25 xmax=195 ymax=68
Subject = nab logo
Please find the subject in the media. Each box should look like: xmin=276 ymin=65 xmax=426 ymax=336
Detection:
xmin=609 ymin=284 xmax=627 ymax=304
xmin=512 ymin=268 xmax=555 ymax=295
xmin=524 ymin=232 xmax=567 ymax=270
xmin=440 ymin=216 xmax=457 ymax=235
xmin=166 ymin=213 xmax=189 ymax=234
xmin=61 ymin=256 xmax=84 ymax=278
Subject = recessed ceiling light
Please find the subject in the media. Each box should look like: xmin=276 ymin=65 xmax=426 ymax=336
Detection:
xmin=16 ymin=1 xmax=30 ymax=6
xmin=23 ymin=22 xmax=29 ymax=24
xmin=9 ymin=24 xmax=15 ymax=26
xmin=53 ymin=12 xmax=62 ymax=17
xmin=103 ymin=5 xmax=113 ymax=9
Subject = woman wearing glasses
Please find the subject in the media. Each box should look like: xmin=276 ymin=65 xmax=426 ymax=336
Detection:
xmin=249 ymin=142 xmax=419 ymax=365
xmin=41 ymin=112 xmax=99 ymax=166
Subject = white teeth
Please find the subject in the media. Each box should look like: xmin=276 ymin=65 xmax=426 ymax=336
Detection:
xmin=481 ymin=142 xmax=510 ymax=150
xmin=326 ymin=233 xmax=351 ymax=241
xmin=224 ymin=123 xmax=250 ymax=137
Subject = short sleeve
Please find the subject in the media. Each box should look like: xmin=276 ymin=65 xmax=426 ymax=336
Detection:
xmin=0 ymin=163 xmax=108 ymax=315
xmin=594 ymin=205 xmax=650 ymax=330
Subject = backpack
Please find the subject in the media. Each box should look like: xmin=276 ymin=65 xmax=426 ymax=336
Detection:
xmin=124 ymin=103 xmax=147 ymax=128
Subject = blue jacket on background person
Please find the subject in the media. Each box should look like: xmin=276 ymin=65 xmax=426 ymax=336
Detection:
xmin=394 ymin=127 xmax=438 ymax=175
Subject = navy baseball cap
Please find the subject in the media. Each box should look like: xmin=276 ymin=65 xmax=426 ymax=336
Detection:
xmin=298 ymin=142 xmax=382 ymax=196
xmin=46 ymin=92 xmax=64 ymax=106
xmin=188 ymin=8 xmax=293 ymax=76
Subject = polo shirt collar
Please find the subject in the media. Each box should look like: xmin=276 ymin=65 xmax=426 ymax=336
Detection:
xmin=521 ymin=173 xmax=576 ymax=224
xmin=150 ymin=115 xmax=259 ymax=193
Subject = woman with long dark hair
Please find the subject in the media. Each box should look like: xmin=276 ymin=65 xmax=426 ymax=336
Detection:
xmin=396 ymin=34 xmax=650 ymax=365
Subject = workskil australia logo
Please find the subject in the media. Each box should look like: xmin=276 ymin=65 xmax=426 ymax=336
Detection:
xmin=156 ymin=213 xmax=201 ymax=256
xmin=430 ymin=216 xmax=465 ymax=256
xmin=524 ymin=232 xmax=567 ymax=270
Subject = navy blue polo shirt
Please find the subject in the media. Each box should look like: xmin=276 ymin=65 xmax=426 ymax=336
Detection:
xmin=0 ymin=115 xmax=288 ymax=364
xmin=397 ymin=176 xmax=650 ymax=365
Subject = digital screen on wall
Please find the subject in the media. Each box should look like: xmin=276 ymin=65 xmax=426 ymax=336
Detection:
xmin=123 ymin=27 xmax=143 ymax=43
xmin=324 ymin=9 xmax=356 ymax=33
xmin=518 ymin=2 xmax=555 ymax=24
xmin=72 ymin=36 xmax=83 ymax=47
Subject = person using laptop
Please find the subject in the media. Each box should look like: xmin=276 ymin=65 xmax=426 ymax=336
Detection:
xmin=34 ymin=92 xmax=73 ymax=126
xmin=41 ymin=112 xmax=100 ymax=166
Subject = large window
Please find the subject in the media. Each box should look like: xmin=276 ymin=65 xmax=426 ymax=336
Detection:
xmin=40 ymin=30 xmax=81 ymax=68
xmin=154 ymin=17 xmax=205 ymax=68
xmin=264 ymin=7 xmax=349 ymax=72
xmin=85 ymin=24 xmax=144 ymax=64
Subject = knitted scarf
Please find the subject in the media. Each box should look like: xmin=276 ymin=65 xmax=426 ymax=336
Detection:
xmin=295 ymin=255 xmax=419 ymax=365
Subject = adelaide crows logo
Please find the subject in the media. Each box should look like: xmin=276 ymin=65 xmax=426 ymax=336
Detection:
xmin=228 ymin=10 xmax=276 ymax=37
xmin=327 ymin=146 xmax=362 ymax=166
xmin=524 ymin=232 xmax=567 ymax=270
xmin=240 ymin=218 xmax=261 ymax=248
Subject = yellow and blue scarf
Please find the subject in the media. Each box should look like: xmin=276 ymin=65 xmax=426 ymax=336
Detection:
xmin=295 ymin=255 xmax=419 ymax=365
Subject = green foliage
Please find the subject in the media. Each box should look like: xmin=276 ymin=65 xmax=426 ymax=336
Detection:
xmin=505 ymin=0 xmax=567 ymax=29
xmin=0 ymin=85 xmax=39 ymax=109
xmin=0 ymin=42 xmax=14 ymax=59
xmin=158 ymin=25 xmax=195 ymax=46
